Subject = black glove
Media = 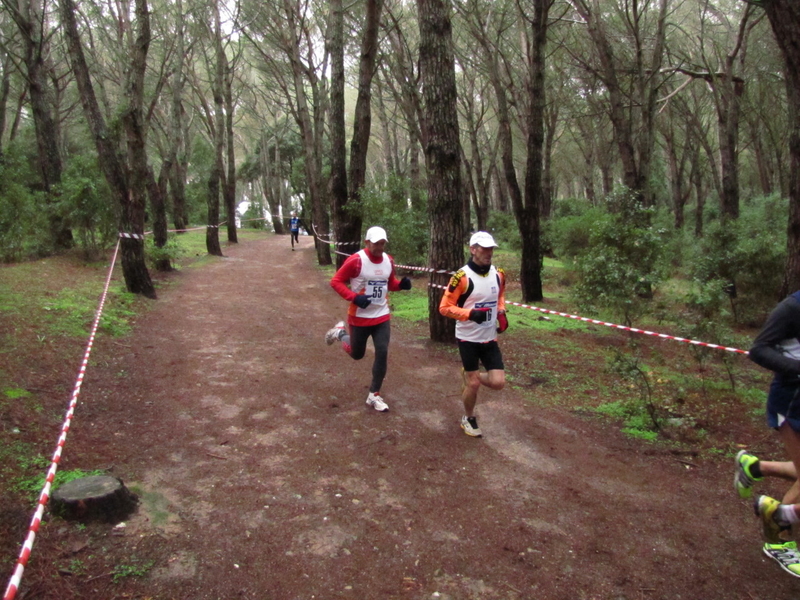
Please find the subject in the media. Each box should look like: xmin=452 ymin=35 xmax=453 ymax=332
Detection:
xmin=353 ymin=294 xmax=372 ymax=309
xmin=468 ymin=308 xmax=490 ymax=324
xmin=399 ymin=277 xmax=412 ymax=290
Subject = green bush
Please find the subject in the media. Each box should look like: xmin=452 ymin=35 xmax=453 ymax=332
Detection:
xmin=359 ymin=174 xmax=428 ymax=266
xmin=546 ymin=204 xmax=608 ymax=261
xmin=573 ymin=188 xmax=667 ymax=325
xmin=185 ymin=140 xmax=217 ymax=226
xmin=485 ymin=211 xmax=520 ymax=251
xmin=0 ymin=148 xmax=50 ymax=261
xmin=145 ymin=236 xmax=185 ymax=269
xmin=688 ymin=199 xmax=785 ymax=324
xmin=551 ymin=196 xmax=595 ymax=218
xmin=241 ymin=200 xmax=268 ymax=230
xmin=57 ymin=155 xmax=117 ymax=259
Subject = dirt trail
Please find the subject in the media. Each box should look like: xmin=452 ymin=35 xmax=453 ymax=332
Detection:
xmin=26 ymin=234 xmax=800 ymax=599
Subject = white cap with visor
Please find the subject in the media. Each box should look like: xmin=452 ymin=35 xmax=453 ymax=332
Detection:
xmin=365 ymin=226 xmax=388 ymax=243
xmin=469 ymin=231 xmax=498 ymax=248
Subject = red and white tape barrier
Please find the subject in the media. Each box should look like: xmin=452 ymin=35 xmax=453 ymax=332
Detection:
xmin=506 ymin=300 xmax=747 ymax=354
xmin=142 ymin=222 xmax=228 ymax=236
xmin=394 ymin=263 xmax=454 ymax=276
xmin=3 ymin=241 xmax=121 ymax=600
xmin=312 ymin=223 xmax=362 ymax=247
xmin=425 ymin=281 xmax=748 ymax=355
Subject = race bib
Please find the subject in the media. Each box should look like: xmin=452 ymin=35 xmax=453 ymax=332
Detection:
xmin=475 ymin=300 xmax=497 ymax=325
xmin=367 ymin=279 xmax=388 ymax=306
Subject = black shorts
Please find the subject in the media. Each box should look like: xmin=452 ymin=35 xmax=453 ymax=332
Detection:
xmin=767 ymin=378 xmax=800 ymax=431
xmin=458 ymin=340 xmax=504 ymax=372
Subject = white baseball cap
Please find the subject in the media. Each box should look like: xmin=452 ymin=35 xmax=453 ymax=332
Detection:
xmin=365 ymin=226 xmax=388 ymax=243
xmin=469 ymin=231 xmax=498 ymax=248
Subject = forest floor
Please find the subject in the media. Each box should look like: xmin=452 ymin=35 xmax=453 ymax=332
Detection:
xmin=3 ymin=232 xmax=800 ymax=599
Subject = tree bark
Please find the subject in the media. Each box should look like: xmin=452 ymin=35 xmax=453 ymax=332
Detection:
xmin=717 ymin=76 xmax=743 ymax=220
xmin=59 ymin=0 xmax=155 ymax=297
xmin=692 ymin=151 xmax=705 ymax=237
xmin=284 ymin=0 xmax=330 ymax=265
xmin=462 ymin=90 xmax=490 ymax=231
xmin=206 ymin=2 xmax=225 ymax=257
xmin=760 ymin=0 xmax=800 ymax=296
xmin=417 ymin=0 xmax=464 ymax=343
xmin=121 ymin=0 xmax=156 ymax=292
xmin=662 ymin=111 xmax=690 ymax=230
xmin=328 ymin=0 xmax=348 ymax=266
xmin=345 ymin=0 xmax=383 ymax=258
xmin=169 ymin=0 xmax=188 ymax=233
xmin=260 ymin=135 xmax=285 ymax=234
xmin=541 ymin=99 xmax=558 ymax=219
xmin=11 ymin=0 xmax=72 ymax=248
xmin=518 ymin=0 xmax=552 ymax=303
xmin=224 ymin=55 xmax=238 ymax=243
xmin=147 ymin=161 xmax=173 ymax=271
xmin=570 ymin=0 xmax=668 ymax=205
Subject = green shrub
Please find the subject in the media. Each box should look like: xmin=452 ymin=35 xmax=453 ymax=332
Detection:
xmin=241 ymin=200 xmax=268 ymax=229
xmin=485 ymin=210 xmax=520 ymax=251
xmin=359 ymin=174 xmax=428 ymax=266
xmin=551 ymin=196 xmax=595 ymax=218
xmin=145 ymin=236 xmax=185 ymax=270
xmin=546 ymin=205 xmax=609 ymax=261
xmin=573 ymin=188 xmax=667 ymax=325
xmin=0 ymin=148 xmax=50 ymax=261
xmin=689 ymin=201 xmax=785 ymax=324
xmin=57 ymin=155 xmax=117 ymax=259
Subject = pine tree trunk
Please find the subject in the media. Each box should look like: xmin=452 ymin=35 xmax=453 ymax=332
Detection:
xmin=519 ymin=0 xmax=551 ymax=303
xmin=344 ymin=0 xmax=382 ymax=253
xmin=328 ymin=0 xmax=349 ymax=266
xmin=16 ymin=0 xmax=72 ymax=249
xmin=147 ymin=162 xmax=173 ymax=272
xmin=59 ymin=0 xmax=155 ymax=298
xmin=224 ymin=59 xmax=238 ymax=244
xmin=417 ymin=0 xmax=464 ymax=343
xmin=206 ymin=2 xmax=225 ymax=257
xmin=762 ymin=0 xmax=800 ymax=296
xmin=169 ymin=0 xmax=187 ymax=233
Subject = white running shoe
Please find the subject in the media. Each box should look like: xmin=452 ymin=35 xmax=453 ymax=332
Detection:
xmin=461 ymin=415 xmax=482 ymax=437
xmin=366 ymin=392 xmax=389 ymax=412
xmin=325 ymin=321 xmax=346 ymax=345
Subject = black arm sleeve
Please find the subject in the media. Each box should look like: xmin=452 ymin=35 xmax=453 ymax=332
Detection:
xmin=749 ymin=296 xmax=800 ymax=376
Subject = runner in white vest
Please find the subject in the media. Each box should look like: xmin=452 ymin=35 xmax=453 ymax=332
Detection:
xmin=325 ymin=226 xmax=412 ymax=412
xmin=439 ymin=231 xmax=508 ymax=437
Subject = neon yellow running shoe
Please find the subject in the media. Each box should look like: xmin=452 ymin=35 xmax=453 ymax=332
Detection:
xmin=763 ymin=540 xmax=800 ymax=578
xmin=755 ymin=495 xmax=791 ymax=544
xmin=734 ymin=450 xmax=762 ymax=499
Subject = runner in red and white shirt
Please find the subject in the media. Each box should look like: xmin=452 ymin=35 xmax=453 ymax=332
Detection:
xmin=324 ymin=226 xmax=412 ymax=412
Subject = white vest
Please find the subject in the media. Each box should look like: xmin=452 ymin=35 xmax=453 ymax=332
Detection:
xmin=351 ymin=249 xmax=391 ymax=320
xmin=455 ymin=264 xmax=500 ymax=343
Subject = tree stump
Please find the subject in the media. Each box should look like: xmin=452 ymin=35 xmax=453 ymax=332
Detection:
xmin=51 ymin=476 xmax=138 ymax=523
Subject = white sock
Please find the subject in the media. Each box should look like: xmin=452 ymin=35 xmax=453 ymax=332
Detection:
xmin=777 ymin=504 xmax=800 ymax=525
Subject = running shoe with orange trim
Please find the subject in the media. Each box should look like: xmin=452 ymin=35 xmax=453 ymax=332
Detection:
xmin=461 ymin=415 xmax=482 ymax=437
